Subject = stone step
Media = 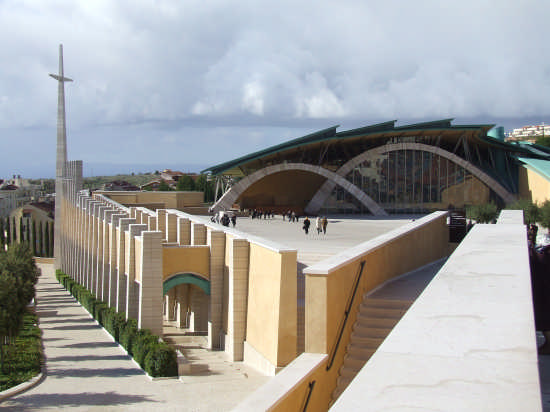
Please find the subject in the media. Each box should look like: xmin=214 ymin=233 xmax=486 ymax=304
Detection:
xmin=346 ymin=344 xmax=378 ymax=361
xmin=360 ymin=298 xmax=412 ymax=310
xmin=354 ymin=315 xmax=400 ymax=329
xmin=352 ymin=324 xmax=392 ymax=338
xmin=357 ymin=306 xmax=408 ymax=320
xmin=348 ymin=335 xmax=385 ymax=349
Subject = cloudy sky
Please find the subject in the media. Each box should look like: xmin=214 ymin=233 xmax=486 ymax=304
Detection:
xmin=1 ymin=0 xmax=549 ymax=178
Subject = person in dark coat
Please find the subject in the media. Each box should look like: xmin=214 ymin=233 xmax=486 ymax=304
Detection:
xmin=303 ymin=217 xmax=310 ymax=234
xmin=322 ymin=216 xmax=328 ymax=234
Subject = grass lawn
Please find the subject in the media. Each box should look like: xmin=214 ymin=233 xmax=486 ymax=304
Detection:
xmin=0 ymin=310 xmax=42 ymax=392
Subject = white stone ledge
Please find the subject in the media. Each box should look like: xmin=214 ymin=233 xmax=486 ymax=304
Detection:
xmin=304 ymin=211 xmax=447 ymax=275
xmin=330 ymin=223 xmax=541 ymax=412
xmin=235 ymin=352 xmax=327 ymax=411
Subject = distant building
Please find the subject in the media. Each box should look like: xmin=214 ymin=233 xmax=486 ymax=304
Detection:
xmin=0 ymin=175 xmax=43 ymax=217
xmin=101 ymin=180 xmax=140 ymax=191
xmin=506 ymin=123 xmax=549 ymax=143
xmin=141 ymin=169 xmax=198 ymax=190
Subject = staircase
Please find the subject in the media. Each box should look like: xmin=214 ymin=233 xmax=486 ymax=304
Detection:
xmin=331 ymin=297 xmax=413 ymax=402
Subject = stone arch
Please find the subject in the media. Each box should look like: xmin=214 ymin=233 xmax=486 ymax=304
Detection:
xmin=210 ymin=163 xmax=388 ymax=216
xmin=163 ymin=273 xmax=210 ymax=296
xmin=305 ymin=142 xmax=516 ymax=214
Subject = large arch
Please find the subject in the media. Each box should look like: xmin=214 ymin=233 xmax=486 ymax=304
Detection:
xmin=210 ymin=163 xmax=388 ymax=216
xmin=305 ymin=143 xmax=516 ymax=214
xmin=163 ymin=273 xmax=210 ymax=296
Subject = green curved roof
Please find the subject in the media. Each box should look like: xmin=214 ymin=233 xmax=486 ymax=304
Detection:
xmin=202 ymin=119 xmax=550 ymax=176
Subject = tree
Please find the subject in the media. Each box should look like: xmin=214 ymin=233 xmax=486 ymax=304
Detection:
xmin=5 ymin=218 xmax=11 ymax=247
xmin=195 ymin=174 xmax=215 ymax=202
xmin=535 ymin=135 xmax=550 ymax=148
xmin=0 ymin=271 xmax=25 ymax=373
xmin=38 ymin=221 xmax=44 ymax=257
xmin=0 ymin=218 xmax=4 ymax=250
xmin=466 ymin=203 xmax=499 ymax=223
xmin=158 ymin=181 xmax=172 ymax=191
xmin=505 ymin=199 xmax=540 ymax=225
xmin=44 ymin=222 xmax=51 ymax=257
xmin=540 ymin=200 xmax=550 ymax=230
xmin=176 ymin=175 xmax=195 ymax=191
xmin=19 ymin=217 xmax=24 ymax=243
xmin=32 ymin=220 xmax=38 ymax=256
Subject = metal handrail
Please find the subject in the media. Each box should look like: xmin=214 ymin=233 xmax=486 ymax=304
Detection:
xmin=326 ymin=260 xmax=366 ymax=371
xmin=301 ymin=380 xmax=316 ymax=412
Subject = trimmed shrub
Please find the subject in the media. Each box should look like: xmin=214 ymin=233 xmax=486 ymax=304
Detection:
xmin=144 ymin=343 xmax=178 ymax=377
xmin=111 ymin=312 xmax=127 ymax=342
xmin=103 ymin=307 xmax=117 ymax=337
xmin=132 ymin=329 xmax=159 ymax=367
xmin=120 ymin=318 xmax=138 ymax=354
xmin=93 ymin=301 xmax=108 ymax=326
xmin=505 ymin=199 xmax=540 ymax=225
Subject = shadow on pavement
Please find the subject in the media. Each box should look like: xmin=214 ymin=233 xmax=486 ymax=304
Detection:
xmin=48 ymin=354 xmax=131 ymax=362
xmin=0 ymin=392 xmax=157 ymax=410
xmin=48 ymin=367 xmax=144 ymax=378
xmin=60 ymin=342 xmax=119 ymax=349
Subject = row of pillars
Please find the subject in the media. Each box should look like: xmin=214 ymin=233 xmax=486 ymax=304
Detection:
xmin=58 ymin=191 xmax=251 ymax=361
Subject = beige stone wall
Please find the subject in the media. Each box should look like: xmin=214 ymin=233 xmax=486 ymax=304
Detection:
xmin=162 ymin=246 xmax=210 ymax=280
xmin=134 ymin=238 xmax=142 ymax=282
xmin=290 ymin=212 xmax=450 ymax=412
xmin=246 ymin=245 xmax=297 ymax=368
xmin=96 ymin=191 xmax=204 ymax=210
xmin=519 ymin=166 xmax=550 ymax=204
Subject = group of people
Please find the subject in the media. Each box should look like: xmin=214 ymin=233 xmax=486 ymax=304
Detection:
xmin=302 ymin=216 xmax=328 ymax=235
xmin=250 ymin=209 xmax=275 ymax=219
xmin=211 ymin=211 xmax=237 ymax=227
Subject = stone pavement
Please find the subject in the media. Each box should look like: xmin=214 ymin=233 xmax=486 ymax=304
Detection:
xmin=0 ymin=263 xmax=268 ymax=412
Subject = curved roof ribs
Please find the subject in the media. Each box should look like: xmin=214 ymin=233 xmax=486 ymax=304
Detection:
xmin=305 ymin=143 xmax=516 ymax=214
xmin=210 ymin=163 xmax=388 ymax=216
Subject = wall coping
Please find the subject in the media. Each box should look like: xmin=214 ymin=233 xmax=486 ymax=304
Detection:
xmin=234 ymin=353 xmax=327 ymax=412
xmin=304 ymin=211 xmax=448 ymax=275
xmin=165 ymin=209 xmax=297 ymax=254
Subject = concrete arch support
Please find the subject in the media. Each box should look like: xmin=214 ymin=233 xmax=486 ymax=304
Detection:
xmin=211 ymin=163 xmax=387 ymax=216
xmin=305 ymin=143 xmax=516 ymax=214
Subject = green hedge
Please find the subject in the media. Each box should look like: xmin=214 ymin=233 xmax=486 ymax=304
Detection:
xmin=120 ymin=318 xmax=139 ymax=354
xmin=144 ymin=343 xmax=178 ymax=377
xmin=0 ymin=311 xmax=42 ymax=391
xmin=54 ymin=270 xmax=177 ymax=377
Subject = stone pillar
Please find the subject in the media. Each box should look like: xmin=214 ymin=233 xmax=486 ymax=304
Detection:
xmin=148 ymin=215 xmax=157 ymax=231
xmin=176 ymin=284 xmax=190 ymax=328
xmin=166 ymin=212 xmax=178 ymax=243
xmin=225 ymin=237 xmax=250 ymax=361
xmin=101 ymin=209 xmax=116 ymax=302
xmin=208 ymin=228 xmax=226 ymax=349
xmin=109 ymin=213 xmax=127 ymax=308
xmin=191 ymin=222 xmax=207 ymax=245
xmin=189 ymin=287 xmax=208 ymax=333
xmin=177 ymin=217 xmax=191 ymax=245
xmin=156 ymin=209 xmax=167 ymax=240
xmin=125 ymin=223 xmax=147 ymax=321
xmin=116 ymin=217 xmax=135 ymax=313
xmin=138 ymin=231 xmax=163 ymax=336
xmin=164 ymin=288 xmax=176 ymax=321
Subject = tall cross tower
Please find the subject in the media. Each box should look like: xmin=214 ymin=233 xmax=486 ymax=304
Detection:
xmin=49 ymin=44 xmax=73 ymax=269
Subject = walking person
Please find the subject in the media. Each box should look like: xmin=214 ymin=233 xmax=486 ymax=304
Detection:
xmin=303 ymin=216 xmax=310 ymax=235
xmin=316 ymin=216 xmax=322 ymax=234
xmin=231 ymin=214 xmax=237 ymax=228
xmin=322 ymin=216 xmax=328 ymax=234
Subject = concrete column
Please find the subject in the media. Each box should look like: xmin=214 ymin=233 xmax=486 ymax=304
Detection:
xmin=129 ymin=207 xmax=137 ymax=220
xmin=177 ymin=217 xmax=191 ymax=245
xmin=109 ymin=213 xmax=127 ymax=308
xmin=208 ymin=228 xmax=226 ymax=349
xmin=148 ymin=215 xmax=157 ymax=231
xmin=95 ymin=205 xmax=108 ymax=300
xmin=91 ymin=203 xmax=106 ymax=297
xmin=101 ymin=209 xmax=116 ymax=302
xmin=189 ymin=287 xmax=208 ymax=333
xmin=138 ymin=231 xmax=163 ymax=336
xmin=166 ymin=212 xmax=178 ymax=243
xmin=191 ymin=222 xmax=207 ymax=245
xmin=225 ymin=237 xmax=250 ymax=361
xmin=116 ymin=218 xmax=135 ymax=313
xmin=156 ymin=209 xmax=167 ymax=240
xmin=164 ymin=288 xmax=176 ymax=321
xmin=176 ymin=284 xmax=190 ymax=328
xmin=125 ymin=223 xmax=147 ymax=321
